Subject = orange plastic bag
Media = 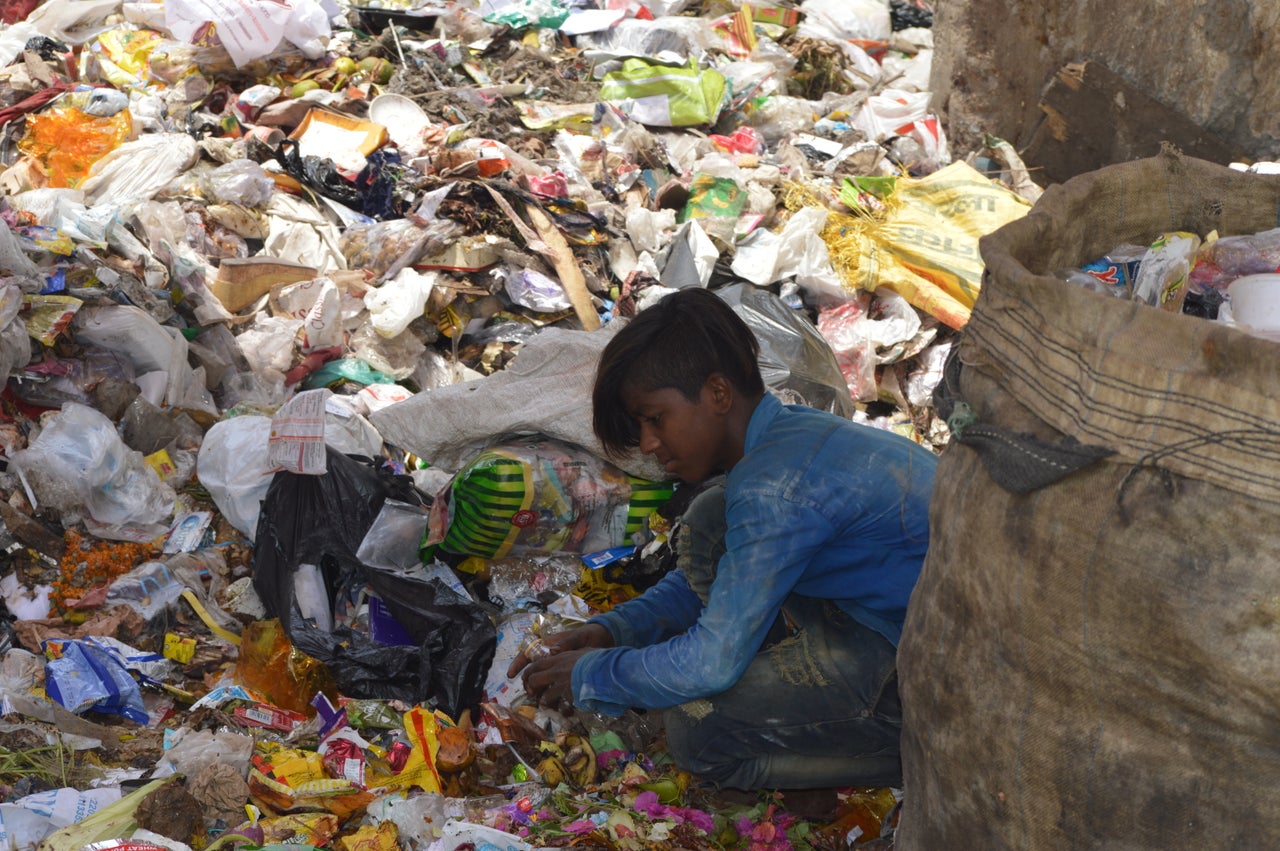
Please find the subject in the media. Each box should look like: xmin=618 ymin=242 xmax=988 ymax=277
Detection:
xmin=234 ymin=618 xmax=337 ymax=715
xmin=19 ymin=105 xmax=132 ymax=188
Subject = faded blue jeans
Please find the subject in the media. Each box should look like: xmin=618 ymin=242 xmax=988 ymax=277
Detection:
xmin=662 ymin=486 xmax=904 ymax=790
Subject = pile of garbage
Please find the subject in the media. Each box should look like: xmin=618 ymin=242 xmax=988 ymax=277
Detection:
xmin=0 ymin=0 xmax=1049 ymax=848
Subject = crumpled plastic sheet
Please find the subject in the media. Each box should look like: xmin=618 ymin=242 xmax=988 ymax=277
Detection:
xmin=81 ymin=133 xmax=200 ymax=205
xmin=0 ymin=279 xmax=30 ymax=382
xmin=370 ymin=322 xmax=666 ymax=481
xmin=11 ymin=402 xmax=174 ymax=527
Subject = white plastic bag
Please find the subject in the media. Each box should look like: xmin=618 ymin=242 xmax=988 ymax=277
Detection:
xmin=436 ymin=820 xmax=536 ymax=851
xmin=0 ymin=787 xmax=122 ymax=851
xmin=797 ymin=0 xmax=890 ymax=43
xmin=12 ymin=188 xmax=118 ymax=246
xmin=349 ymin=323 xmax=424 ymax=381
xmin=24 ymin=0 xmax=119 ymax=43
xmin=11 ymin=403 xmax=174 ymax=526
xmin=165 ymin=0 xmax=331 ymax=66
xmin=0 ymin=22 xmax=40 ymax=66
xmin=0 ymin=572 xmax=50 ymax=620
xmin=730 ymin=206 xmax=834 ymax=289
xmin=881 ymin=47 xmax=933 ymax=94
xmin=129 ymin=199 xmax=233 ymax=326
xmin=852 ymin=88 xmax=950 ymax=169
xmin=0 ymin=216 xmax=43 ymax=282
xmin=745 ymin=95 xmax=822 ymax=147
xmin=365 ymin=268 xmax=437 ymax=339
xmin=262 ymin=193 xmax=346 ymax=274
xmin=657 ymin=219 xmax=717 ymax=288
xmin=235 ymin=315 xmax=302 ymax=374
xmin=206 ymin=159 xmax=275 ymax=207
xmin=370 ymin=323 xmax=665 ymax=481
xmin=861 ymin=288 xmax=924 ymax=351
xmin=272 ymin=277 xmax=342 ymax=352
xmin=81 ymin=134 xmax=200 ymax=205
xmin=156 ymin=728 xmax=254 ymax=779
xmin=196 ymin=416 xmax=274 ymax=541
xmin=72 ymin=304 xmax=218 ymax=417
xmin=625 ymin=206 xmax=677 ymax=255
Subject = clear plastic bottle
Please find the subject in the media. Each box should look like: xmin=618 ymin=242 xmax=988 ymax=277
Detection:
xmin=517 ymin=634 xmax=556 ymax=661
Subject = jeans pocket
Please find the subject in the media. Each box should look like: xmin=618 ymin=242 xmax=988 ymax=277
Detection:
xmin=768 ymin=629 xmax=830 ymax=688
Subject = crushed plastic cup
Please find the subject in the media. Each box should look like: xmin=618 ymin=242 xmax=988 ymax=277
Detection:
xmin=476 ymin=141 xmax=510 ymax=177
xmin=1228 ymin=273 xmax=1280 ymax=332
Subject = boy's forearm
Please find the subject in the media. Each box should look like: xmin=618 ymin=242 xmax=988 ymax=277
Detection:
xmin=587 ymin=569 xmax=702 ymax=647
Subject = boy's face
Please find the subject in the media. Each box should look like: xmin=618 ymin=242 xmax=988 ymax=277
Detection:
xmin=622 ymin=378 xmax=732 ymax=483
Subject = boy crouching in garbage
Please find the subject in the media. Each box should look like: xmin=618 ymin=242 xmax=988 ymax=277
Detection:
xmin=508 ymin=287 xmax=937 ymax=803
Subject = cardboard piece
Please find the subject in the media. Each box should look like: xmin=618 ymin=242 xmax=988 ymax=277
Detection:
xmin=212 ymin=257 xmax=318 ymax=313
xmin=288 ymin=108 xmax=389 ymax=160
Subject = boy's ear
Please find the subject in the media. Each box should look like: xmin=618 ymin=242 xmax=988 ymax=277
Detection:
xmin=705 ymin=373 xmax=734 ymax=413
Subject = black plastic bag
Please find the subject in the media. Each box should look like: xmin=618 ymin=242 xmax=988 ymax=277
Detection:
xmin=275 ymin=139 xmax=365 ymax=209
xmin=355 ymin=149 xmax=408 ymax=220
xmin=365 ymin=564 xmax=496 ymax=718
xmin=253 ymin=449 xmax=496 ymax=718
xmin=291 ymin=625 xmax=428 ymax=705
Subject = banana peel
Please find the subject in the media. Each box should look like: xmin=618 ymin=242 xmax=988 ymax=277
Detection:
xmin=536 ymin=734 xmax=596 ymax=789
xmin=536 ymin=754 xmax=568 ymax=788
xmin=562 ymin=734 xmax=597 ymax=788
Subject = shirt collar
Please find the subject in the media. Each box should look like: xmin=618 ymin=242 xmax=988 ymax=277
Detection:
xmin=743 ymin=392 xmax=783 ymax=454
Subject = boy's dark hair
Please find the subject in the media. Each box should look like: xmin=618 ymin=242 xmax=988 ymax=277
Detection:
xmin=593 ymin=287 xmax=764 ymax=457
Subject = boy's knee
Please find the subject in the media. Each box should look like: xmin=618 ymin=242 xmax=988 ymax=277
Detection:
xmin=663 ymin=702 xmax=734 ymax=783
xmin=675 ymin=486 xmax=728 ymax=599
xmin=681 ymin=485 xmax=727 ymax=532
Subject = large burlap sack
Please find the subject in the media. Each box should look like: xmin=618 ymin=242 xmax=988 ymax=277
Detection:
xmin=898 ymin=151 xmax=1280 ymax=848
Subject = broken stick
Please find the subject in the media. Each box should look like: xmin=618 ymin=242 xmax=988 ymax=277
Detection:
xmin=523 ymin=202 xmax=601 ymax=332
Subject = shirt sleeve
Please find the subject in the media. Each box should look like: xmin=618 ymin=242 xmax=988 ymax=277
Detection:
xmin=586 ymin=569 xmax=703 ymax=648
xmin=572 ymin=491 xmax=833 ymax=715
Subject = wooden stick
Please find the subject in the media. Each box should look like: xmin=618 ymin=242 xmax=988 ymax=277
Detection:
xmin=523 ymin=202 xmax=601 ymax=331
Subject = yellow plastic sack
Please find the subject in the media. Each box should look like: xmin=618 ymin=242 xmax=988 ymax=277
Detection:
xmin=367 ymin=706 xmax=443 ymax=794
xmin=797 ymin=161 xmax=1032 ymax=329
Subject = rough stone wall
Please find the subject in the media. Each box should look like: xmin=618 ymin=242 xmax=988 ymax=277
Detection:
xmin=931 ymin=0 xmax=1280 ymax=175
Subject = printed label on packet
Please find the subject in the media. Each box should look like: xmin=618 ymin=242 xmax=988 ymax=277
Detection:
xmin=581 ymin=546 xmax=636 ymax=569
xmin=234 ymin=702 xmax=307 ymax=732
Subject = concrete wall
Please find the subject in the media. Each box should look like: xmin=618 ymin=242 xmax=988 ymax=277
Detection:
xmin=930 ymin=0 xmax=1280 ymax=180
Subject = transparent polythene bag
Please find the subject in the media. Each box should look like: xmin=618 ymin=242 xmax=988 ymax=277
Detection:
xmin=12 ymin=402 xmax=173 ymax=526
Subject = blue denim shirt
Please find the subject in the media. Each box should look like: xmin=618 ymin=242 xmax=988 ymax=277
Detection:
xmin=572 ymin=394 xmax=937 ymax=715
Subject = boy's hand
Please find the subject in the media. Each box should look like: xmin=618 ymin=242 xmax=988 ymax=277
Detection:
xmin=520 ymin=648 xmax=591 ymax=711
xmin=506 ymin=623 xmax=614 ymax=679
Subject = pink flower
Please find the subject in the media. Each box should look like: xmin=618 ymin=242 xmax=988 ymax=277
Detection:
xmin=633 ymin=791 xmax=664 ymax=816
xmin=680 ymin=808 xmax=715 ymax=834
xmin=732 ymin=804 xmax=796 ymax=851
